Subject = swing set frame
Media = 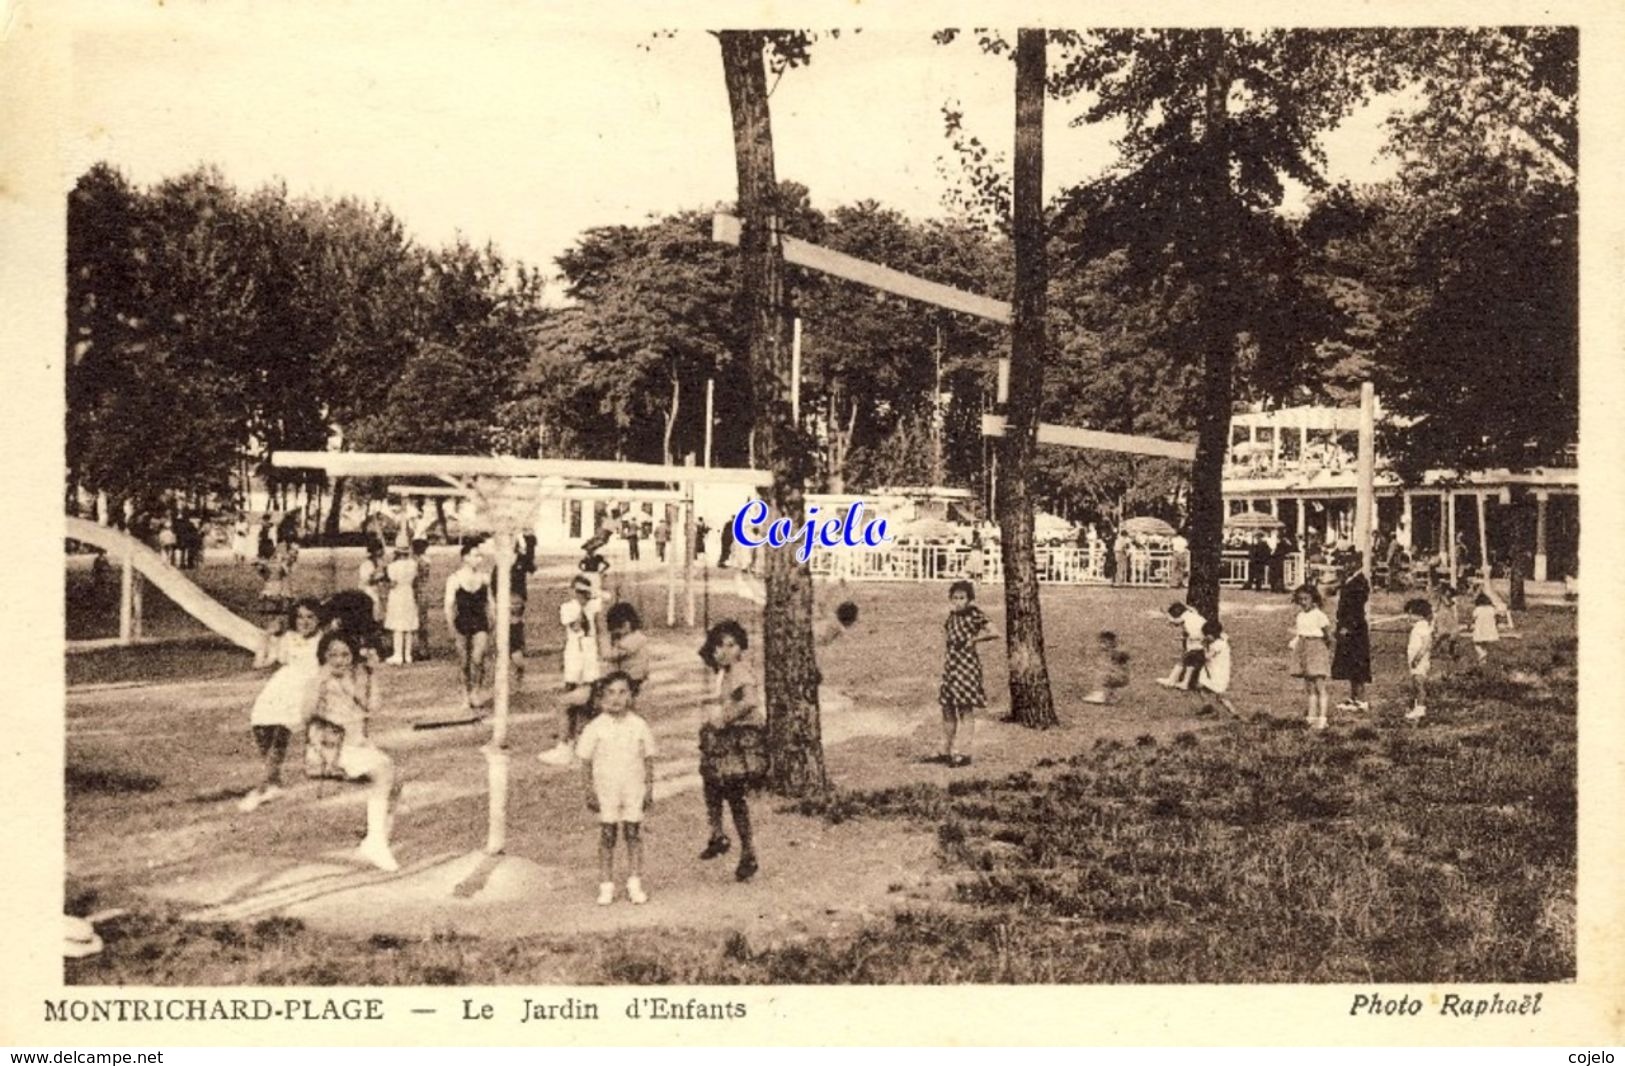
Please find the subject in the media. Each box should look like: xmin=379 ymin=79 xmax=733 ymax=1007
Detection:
xmin=272 ymin=450 xmax=769 ymax=875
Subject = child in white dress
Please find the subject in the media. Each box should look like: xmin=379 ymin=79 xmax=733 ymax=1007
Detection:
xmin=383 ymin=547 xmax=419 ymax=664
xmin=1404 ymin=598 xmax=1434 ymax=721
xmin=1471 ymin=592 xmax=1500 ymax=664
xmin=240 ymin=599 xmax=324 ymax=812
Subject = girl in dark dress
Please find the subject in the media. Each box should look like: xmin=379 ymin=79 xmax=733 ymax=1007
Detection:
xmin=1331 ymin=560 xmax=1372 ymax=713
xmin=939 ymin=580 xmax=997 ymax=767
xmin=696 ymin=620 xmax=762 ymax=882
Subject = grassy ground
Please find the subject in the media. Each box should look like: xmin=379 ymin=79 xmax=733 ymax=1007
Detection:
xmin=64 ymin=560 xmax=1576 ymax=984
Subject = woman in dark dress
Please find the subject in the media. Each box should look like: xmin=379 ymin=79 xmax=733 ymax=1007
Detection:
xmin=1330 ymin=558 xmax=1372 ymax=713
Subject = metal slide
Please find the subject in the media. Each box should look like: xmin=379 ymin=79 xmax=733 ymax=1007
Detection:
xmin=66 ymin=517 xmax=263 ymax=652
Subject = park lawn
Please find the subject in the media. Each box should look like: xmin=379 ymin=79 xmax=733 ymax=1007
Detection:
xmin=64 ymin=571 xmax=1576 ymax=984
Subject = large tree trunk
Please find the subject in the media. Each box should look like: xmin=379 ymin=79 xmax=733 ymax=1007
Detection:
xmin=997 ymin=28 xmax=1059 ymax=728
xmin=720 ymin=31 xmax=826 ymax=795
xmin=1183 ymin=30 xmax=1235 ymax=623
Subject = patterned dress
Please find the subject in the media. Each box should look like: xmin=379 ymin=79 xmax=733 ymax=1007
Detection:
xmin=939 ymin=605 xmax=990 ymax=710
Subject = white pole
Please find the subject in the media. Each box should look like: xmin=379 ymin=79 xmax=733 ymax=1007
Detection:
xmin=665 ymin=502 xmax=678 ymax=626
xmin=1534 ymin=491 xmax=1550 ymax=581
xmin=485 ymin=523 xmax=514 ymax=855
xmin=704 ymin=378 xmax=715 ymax=469
xmin=791 ymin=317 xmax=802 ymax=424
xmin=1476 ymin=491 xmax=1490 ymax=580
xmin=1355 ymin=382 xmax=1376 ymax=577
xmin=118 ymin=548 xmax=134 ymax=645
xmin=933 ymin=324 xmax=943 ymax=486
xmin=1446 ymin=490 xmax=1458 ymax=586
xmin=684 ymin=456 xmax=697 ymax=627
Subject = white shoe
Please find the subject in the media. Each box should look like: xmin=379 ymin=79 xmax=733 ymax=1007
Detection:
xmin=626 ymin=876 xmax=648 ymax=905
xmin=1311 ymin=717 xmax=1328 ymax=731
xmin=385 ymin=655 xmax=405 ymax=666
xmin=259 ymin=784 xmax=285 ymax=805
xmin=1404 ymin=706 xmax=1426 ymax=720
xmin=537 ymin=743 xmax=575 ymax=767
xmin=237 ymin=788 xmax=265 ymax=813
xmin=355 ymin=837 xmax=400 ymax=873
xmin=596 ymin=881 xmax=616 ymax=906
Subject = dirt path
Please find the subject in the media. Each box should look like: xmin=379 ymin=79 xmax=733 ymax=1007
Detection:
xmin=68 ymin=580 xmax=1363 ymax=944
xmin=67 ymin=636 xmax=955 ymax=942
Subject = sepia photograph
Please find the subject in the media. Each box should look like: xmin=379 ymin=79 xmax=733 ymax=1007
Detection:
xmin=6 ymin=0 xmax=1622 ymax=1046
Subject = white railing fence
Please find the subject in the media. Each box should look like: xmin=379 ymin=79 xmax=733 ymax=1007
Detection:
xmin=806 ymin=545 xmax=1303 ymax=589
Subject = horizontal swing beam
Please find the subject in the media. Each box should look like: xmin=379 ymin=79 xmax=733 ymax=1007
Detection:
xmin=981 ymin=414 xmax=1196 ymax=462
xmin=273 ymin=451 xmax=772 ymax=487
xmin=712 ymin=214 xmax=1012 ymax=324
xmin=389 ymin=484 xmax=688 ymax=504
xmin=712 ymin=213 xmax=1190 ymax=456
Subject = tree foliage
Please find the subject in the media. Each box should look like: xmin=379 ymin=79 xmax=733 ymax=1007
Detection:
xmin=66 ymin=164 xmax=550 ymax=522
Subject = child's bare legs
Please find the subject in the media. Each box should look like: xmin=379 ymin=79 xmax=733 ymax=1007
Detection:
xmin=1474 ymin=642 xmax=1488 ymax=664
xmin=354 ymin=755 xmax=400 ymax=871
xmin=1305 ymin=679 xmax=1329 ymax=726
xmin=260 ymin=727 xmax=288 ymax=789
xmin=958 ymin=708 xmax=976 ymax=760
xmin=597 ymin=823 xmax=618 ymax=884
xmin=623 ymin=822 xmax=643 ymax=880
xmin=940 ymin=703 xmax=959 ymax=759
xmin=702 ymin=777 xmax=730 ymax=852
xmin=242 ymin=726 xmax=291 ymax=810
xmin=402 ymin=630 xmax=414 ymax=664
xmin=456 ymin=631 xmax=489 ymax=705
xmin=725 ymin=787 xmax=757 ymax=879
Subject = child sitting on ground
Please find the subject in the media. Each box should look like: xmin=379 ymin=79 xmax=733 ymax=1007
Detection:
xmin=815 ymin=600 xmax=860 ymax=648
xmin=1404 ymin=598 xmax=1434 ymax=721
xmin=576 ymin=671 xmax=657 ymax=905
xmin=1082 ymin=631 xmax=1131 ymax=705
xmin=1157 ymin=602 xmax=1207 ymax=690
xmin=1192 ymin=620 xmax=1239 ymax=719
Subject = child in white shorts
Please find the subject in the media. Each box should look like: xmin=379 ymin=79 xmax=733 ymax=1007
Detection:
xmin=576 ymin=672 xmax=657 ymax=905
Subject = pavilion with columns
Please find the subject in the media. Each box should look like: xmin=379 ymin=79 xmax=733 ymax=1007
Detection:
xmin=1222 ymin=403 xmax=1578 ymax=583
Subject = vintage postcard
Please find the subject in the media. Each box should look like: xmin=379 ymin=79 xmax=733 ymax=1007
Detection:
xmin=2 ymin=0 xmax=1622 ymax=1047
